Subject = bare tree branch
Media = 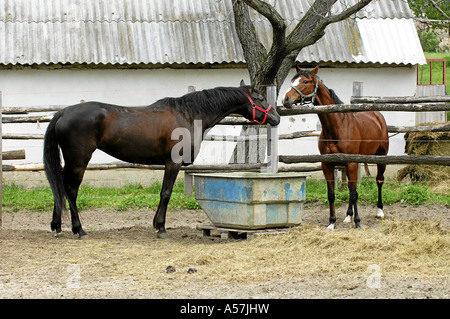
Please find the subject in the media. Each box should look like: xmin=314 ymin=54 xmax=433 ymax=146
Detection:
xmin=242 ymin=0 xmax=286 ymax=32
xmin=428 ymin=0 xmax=450 ymax=20
xmin=240 ymin=1 xmax=289 ymax=89
xmin=286 ymin=0 xmax=373 ymax=52
xmin=232 ymin=0 xmax=374 ymax=96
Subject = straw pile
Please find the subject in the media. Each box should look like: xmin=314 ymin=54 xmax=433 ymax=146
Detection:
xmin=397 ymin=122 xmax=450 ymax=192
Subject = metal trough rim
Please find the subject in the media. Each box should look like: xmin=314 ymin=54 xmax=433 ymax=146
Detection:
xmin=191 ymin=172 xmax=309 ymax=179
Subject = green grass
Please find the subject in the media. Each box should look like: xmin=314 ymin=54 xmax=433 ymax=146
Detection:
xmin=2 ymin=181 xmax=200 ymax=212
xmin=305 ymin=177 xmax=449 ymax=207
xmin=2 ymin=178 xmax=449 ymax=213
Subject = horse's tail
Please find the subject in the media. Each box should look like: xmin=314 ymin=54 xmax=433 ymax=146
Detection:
xmin=43 ymin=110 xmax=67 ymax=217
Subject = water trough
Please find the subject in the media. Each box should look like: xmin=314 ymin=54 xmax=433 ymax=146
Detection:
xmin=193 ymin=172 xmax=307 ymax=230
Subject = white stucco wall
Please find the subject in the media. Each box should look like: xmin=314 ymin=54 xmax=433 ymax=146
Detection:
xmin=1 ymin=65 xmax=418 ymax=167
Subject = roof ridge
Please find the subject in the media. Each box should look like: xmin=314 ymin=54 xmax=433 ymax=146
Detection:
xmin=0 ymin=18 xmax=233 ymax=23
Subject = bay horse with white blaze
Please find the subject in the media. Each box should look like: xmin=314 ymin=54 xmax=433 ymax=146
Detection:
xmin=44 ymin=81 xmax=280 ymax=238
xmin=283 ymin=66 xmax=388 ymax=229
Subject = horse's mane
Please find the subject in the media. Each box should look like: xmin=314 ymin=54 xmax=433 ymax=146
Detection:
xmin=292 ymin=70 xmax=344 ymax=105
xmin=155 ymin=86 xmax=247 ymax=118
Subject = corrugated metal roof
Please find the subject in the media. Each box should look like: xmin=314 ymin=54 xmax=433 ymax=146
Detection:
xmin=356 ymin=18 xmax=426 ymax=64
xmin=295 ymin=18 xmax=426 ymax=65
xmin=0 ymin=20 xmax=244 ymax=65
xmin=0 ymin=0 xmax=413 ymax=23
xmin=0 ymin=0 xmax=234 ymax=23
xmin=0 ymin=0 xmax=425 ymax=66
xmin=249 ymin=0 xmax=413 ymax=21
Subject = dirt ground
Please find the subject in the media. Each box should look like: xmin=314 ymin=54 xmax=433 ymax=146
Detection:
xmin=1 ymin=202 xmax=449 ymax=299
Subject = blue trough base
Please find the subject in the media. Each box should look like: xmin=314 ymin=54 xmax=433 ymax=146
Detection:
xmin=193 ymin=172 xmax=307 ymax=230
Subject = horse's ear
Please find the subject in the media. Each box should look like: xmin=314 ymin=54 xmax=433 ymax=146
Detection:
xmin=295 ymin=65 xmax=302 ymax=72
xmin=310 ymin=65 xmax=319 ymax=78
xmin=240 ymin=79 xmax=246 ymax=87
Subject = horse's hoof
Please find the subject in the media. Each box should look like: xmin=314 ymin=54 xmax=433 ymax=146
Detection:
xmin=157 ymin=231 xmax=169 ymax=239
xmin=54 ymin=232 xmax=63 ymax=238
xmin=343 ymin=215 xmax=352 ymax=223
xmin=376 ymin=208 xmax=384 ymax=219
xmin=326 ymin=223 xmax=335 ymax=230
xmin=78 ymin=233 xmax=89 ymax=240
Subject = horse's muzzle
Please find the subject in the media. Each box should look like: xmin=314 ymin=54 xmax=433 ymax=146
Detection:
xmin=268 ymin=114 xmax=281 ymax=126
xmin=283 ymin=96 xmax=294 ymax=108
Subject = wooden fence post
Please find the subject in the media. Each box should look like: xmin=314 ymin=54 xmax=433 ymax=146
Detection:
xmin=351 ymin=82 xmax=363 ymax=184
xmin=352 ymin=82 xmax=363 ymax=98
xmin=1 ymin=91 xmax=2 ymax=227
xmin=184 ymin=86 xmax=196 ymax=196
xmin=266 ymin=85 xmax=278 ymax=174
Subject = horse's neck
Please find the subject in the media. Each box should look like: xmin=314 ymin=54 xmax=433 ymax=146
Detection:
xmin=200 ymin=95 xmax=244 ymax=132
xmin=315 ymin=83 xmax=343 ymax=137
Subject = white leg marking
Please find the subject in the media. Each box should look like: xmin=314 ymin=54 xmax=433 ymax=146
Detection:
xmin=376 ymin=208 xmax=384 ymax=219
xmin=327 ymin=223 xmax=335 ymax=230
xmin=343 ymin=215 xmax=352 ymax=223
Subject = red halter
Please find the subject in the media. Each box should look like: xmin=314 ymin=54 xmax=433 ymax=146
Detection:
xmin=244 ymin=92 xmax=272 ymax=125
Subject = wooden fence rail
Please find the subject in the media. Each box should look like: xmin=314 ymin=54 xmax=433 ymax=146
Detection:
xmin=277 ymin=102 xmax=450 ymax=116
xmin=4 ymin=122 xmax=450 ymax=141
xmin=350 ymin=95 xmax=450 ymax=104
xmin=279 ymin=154 xmax=450 ymax=166
xmin=3 ymin=100 xmax=449 ymax=125
xmin=2 ymin=162 xmax=264 ymax=173
xmin=2 ymin=105 xmax=66 ymax=114
xmin=4 ymin=95 xmax=445 ymax=116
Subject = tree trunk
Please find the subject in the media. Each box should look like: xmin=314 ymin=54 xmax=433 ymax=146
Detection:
xmin=233 ymin=0 xmax=267 ymax=86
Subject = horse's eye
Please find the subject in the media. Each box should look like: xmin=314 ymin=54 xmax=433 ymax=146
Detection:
xmin=304 ymin=80 xmax=309 ymax=84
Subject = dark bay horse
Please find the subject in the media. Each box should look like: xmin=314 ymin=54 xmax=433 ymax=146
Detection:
xmin=44 ymin=81 xmax=280 ymax=238
xmin=283 ymin=66 xmax=388 ymax=229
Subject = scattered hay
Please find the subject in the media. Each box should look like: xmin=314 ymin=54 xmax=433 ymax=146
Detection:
xmin=1 ymin=218 xmax=449 ymax=297
xmin=397 ymin=123 xmax=450 ymax=192
xmin=140 ymin=220 xmax=449 ymax=284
